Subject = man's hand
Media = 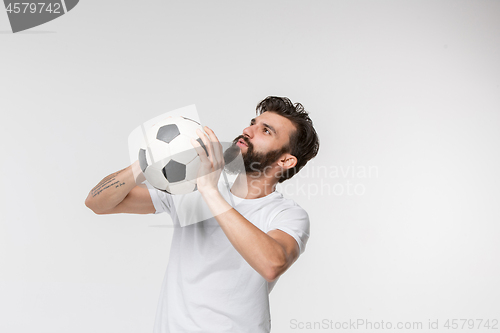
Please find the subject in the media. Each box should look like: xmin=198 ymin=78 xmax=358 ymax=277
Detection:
xmin=190 ymin=126 xmax=224 ymax=195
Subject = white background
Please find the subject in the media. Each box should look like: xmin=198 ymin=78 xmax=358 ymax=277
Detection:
xmin=1 ymin=1 xmax=499 ymax=332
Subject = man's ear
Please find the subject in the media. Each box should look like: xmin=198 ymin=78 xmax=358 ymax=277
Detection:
xmin=277 ymin=153 xmax=297 ymax=170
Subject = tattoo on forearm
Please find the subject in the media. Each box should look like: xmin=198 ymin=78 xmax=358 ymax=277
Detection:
xmin=91 ymin=169 xmax=126 ymax=197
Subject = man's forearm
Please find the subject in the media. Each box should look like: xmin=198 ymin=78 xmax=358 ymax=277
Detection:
xmin=200 ymin=189 xmax=286 ymax=282
xmin=85 ymin=160 xmax=144 ymax=213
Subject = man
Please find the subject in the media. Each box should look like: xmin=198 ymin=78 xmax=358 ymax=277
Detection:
xmin=85 ymin=96 xmax=320 ymax=333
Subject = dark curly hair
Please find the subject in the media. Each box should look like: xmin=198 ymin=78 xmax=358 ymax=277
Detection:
xmin=256 ymin=96 xmax=320 ymax=183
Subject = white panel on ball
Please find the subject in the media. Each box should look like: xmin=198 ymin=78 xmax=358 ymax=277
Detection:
xmin=185 ymin=156 xmax=201 ymax=182
xmin=145 ymin=140 xmax=171 ymax=165
xmin=144 ymin=163 xmax=170 ymax=190
xmin=168 ymin=181 xmax=196 ymax=195
xmin=169 ymin=134 xmax=199 ymax=164
xmin=175 ymin=116 xmax=203 ymax=136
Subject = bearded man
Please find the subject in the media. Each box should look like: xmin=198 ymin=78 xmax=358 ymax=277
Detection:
xmin=85 ymin=96 xmax=320 ymax=333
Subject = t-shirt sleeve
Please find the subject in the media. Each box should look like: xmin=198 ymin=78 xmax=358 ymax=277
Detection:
xmin=145 ymin=182 xmax=173 ymax=215
xmin=268 ymin=206 xmax=310 ymax=255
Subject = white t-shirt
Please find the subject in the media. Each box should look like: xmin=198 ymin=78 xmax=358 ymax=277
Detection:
xmin=148 ymin=180 xmax=310 ymax=333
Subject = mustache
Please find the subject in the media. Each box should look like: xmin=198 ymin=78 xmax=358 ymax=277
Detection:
xmin=233 ymin=135 xmax=252 ymax=149
xmin=224 ymin=135 xmax=252 ymax=167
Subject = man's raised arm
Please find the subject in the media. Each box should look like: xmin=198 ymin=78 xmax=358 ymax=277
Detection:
xmin=85 ymin=160 xmax=155 ymax=215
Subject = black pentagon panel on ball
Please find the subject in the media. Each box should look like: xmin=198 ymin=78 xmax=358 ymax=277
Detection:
xmin=138 ymin=149 xmax=148 ymax=172
xmin=157 ymin=124 xmax=181 ymax=143
xmin=162 ymin=160 xmax=187 ymax=183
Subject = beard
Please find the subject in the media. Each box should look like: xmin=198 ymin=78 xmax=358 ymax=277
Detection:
xmin=223 ymin=135 xmax=289 ymax=178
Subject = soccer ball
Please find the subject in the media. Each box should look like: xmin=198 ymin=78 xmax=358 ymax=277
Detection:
xmin=138 ymin=116 xmax=207 ymax=195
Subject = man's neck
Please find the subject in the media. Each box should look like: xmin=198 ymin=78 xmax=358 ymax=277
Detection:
xmin=230 ymin=173 xmax=277 ymax=200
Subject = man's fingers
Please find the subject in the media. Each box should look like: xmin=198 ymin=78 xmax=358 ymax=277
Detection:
xmin=204 ymin=126 xmax=223 ymax=164
xmin=204 ymin=126 xmax=224 ymax=163
xmin=190 ymin=137 xmax=209 ymax=164
xmin=192 ymin=127 xmax=225 ymax=173
xmin=196 ymin=128 xmax=216 ymax=163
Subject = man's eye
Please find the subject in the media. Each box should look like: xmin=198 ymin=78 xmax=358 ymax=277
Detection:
xmin=264 ymin=128 xmax=270 ymax=134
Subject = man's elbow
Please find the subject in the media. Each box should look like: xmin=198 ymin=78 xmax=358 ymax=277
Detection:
xmin=84 ymin=198 xmax=106 ymax=215
xmin=85 ymin=197 xmax=94 ymax=211
xmin=263 ymin=262 xmax=286 ymax=283
xmin=263 ymin=249 xmax=299 ymax=282
xmin=264 ymin=272 xmax=279 ymax=283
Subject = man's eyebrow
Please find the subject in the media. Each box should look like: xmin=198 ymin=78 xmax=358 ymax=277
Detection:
xmin=250 ymin=118 xmax=277 ymax=135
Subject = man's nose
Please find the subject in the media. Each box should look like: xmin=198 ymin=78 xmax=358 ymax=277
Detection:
xmin=242 ymin=126 xmax=253 ymax=139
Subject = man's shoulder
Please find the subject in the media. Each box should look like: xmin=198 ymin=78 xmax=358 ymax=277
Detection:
xmin=272 ymin=190 xmax=306 ymax=209
xmin=265 ymin=191 xmax=309 ymax=221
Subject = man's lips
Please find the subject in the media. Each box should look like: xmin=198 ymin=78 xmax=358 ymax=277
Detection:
xmin=237 ymin=138 xmax=247 ymax=147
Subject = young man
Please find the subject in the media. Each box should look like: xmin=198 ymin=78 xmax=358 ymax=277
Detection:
xmin=85 ymin=96 xmax=320 ymax=333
